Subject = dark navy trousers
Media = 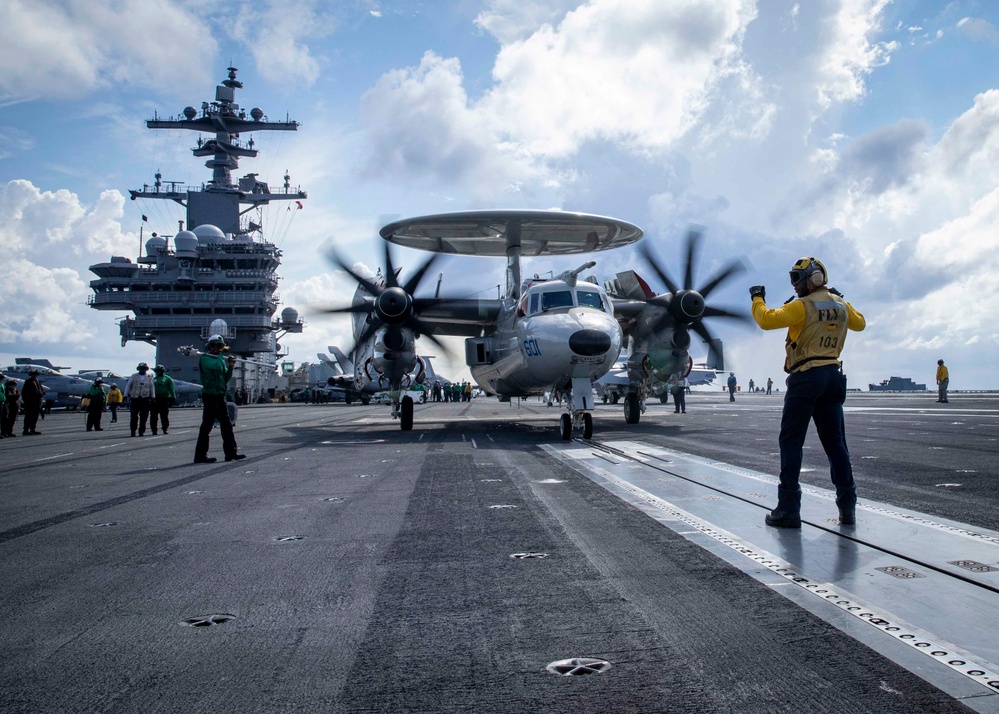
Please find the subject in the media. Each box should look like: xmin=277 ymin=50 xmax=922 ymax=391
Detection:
xmin=777 ymin=364 xmax=856 ymax=515
xmin=195 ymin=394 xmax=237 ymax=460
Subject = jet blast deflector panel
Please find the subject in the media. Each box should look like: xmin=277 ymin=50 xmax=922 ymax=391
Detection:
xmin=379 ymin=210 xmax=643 ymax=257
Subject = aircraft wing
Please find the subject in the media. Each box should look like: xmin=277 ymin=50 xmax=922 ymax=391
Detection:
xmin=412 ymin=298 xmax=505 ymax=337
xmin=595 ymin=363 xmax=630 ymax=386
xmin=687 ymin=368 xmax=718 ymax=386
xmin=172 ymin=379 xmax=203 ymax=394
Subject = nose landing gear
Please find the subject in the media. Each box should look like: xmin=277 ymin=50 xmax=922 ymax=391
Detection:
xmin=559 ymin=410 xmax=594 ymax=440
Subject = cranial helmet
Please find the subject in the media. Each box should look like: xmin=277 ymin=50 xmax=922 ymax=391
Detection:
xmin=155 ymin=365 xmax=165 ymax=373
xmin=95 ymin=378 xmax=103 ymax=384
xmin=137 ymin=362 xmax=149 ymax=371
xmin=207 ymin=334 xmax=226 ymax=347
xmin=789 ymin=257 xmax=827 ymax=290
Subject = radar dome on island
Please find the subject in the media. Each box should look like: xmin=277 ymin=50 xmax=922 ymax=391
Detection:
xmin=193 ymin=224 xmax=227 ymax=244
xmin=144 ymin=235 xmax=167 ymax=256
xmin=173 ymin=230 xmax=199 ymax=257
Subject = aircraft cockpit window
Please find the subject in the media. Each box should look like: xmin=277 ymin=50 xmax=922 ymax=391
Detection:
xmin=576 ymin=290 xmax=604 ymax=310
xmin=529 ymin=293 xmax=540 ymax=315
xmin=541 ymin=291 xmax=573 ymax=311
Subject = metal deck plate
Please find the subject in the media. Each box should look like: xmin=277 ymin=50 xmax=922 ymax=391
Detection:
xmin=544 ymin=440 xmax=999 ymax=710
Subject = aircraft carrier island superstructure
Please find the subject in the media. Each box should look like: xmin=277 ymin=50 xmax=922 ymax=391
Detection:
xmin=88 ymin=67 xmax=304 ymax=397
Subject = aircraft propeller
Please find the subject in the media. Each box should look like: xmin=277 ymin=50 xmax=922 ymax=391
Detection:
xmin=323 ymin=240 xmax=455 ymax=357
xmin=639 ymin=228 xmax=751 ymax=349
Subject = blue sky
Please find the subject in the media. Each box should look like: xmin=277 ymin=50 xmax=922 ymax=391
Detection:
xmin=2 ymin=0 xmax=998 ymax=390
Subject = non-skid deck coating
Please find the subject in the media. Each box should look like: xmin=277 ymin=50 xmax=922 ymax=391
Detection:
xmin=2 ymin=394 xmax=996 ymax=713
xmin=546 ymin=439 xmax=999 ymax=710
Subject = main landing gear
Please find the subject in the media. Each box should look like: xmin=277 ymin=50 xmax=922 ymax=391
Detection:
xmin=559 ymin=411 xmax=594 ymax=441
xmin=624 ymin=393 xmax=642 ymax=424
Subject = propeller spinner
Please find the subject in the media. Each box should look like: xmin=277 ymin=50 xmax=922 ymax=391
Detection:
xmin=640 ymin=229 xmax=751 ymax=348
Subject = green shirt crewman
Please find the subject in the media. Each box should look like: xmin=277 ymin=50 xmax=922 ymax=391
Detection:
xmin=194 ymin=336 xmax=244 ymax=463
xmin=86 ymin=378 xmax=107 ymax=432
xmin=151 ymin=365 xmax=177 ymax=435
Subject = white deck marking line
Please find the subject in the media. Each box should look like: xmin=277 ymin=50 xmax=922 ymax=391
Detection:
xmin=632 ymin=445 xmax=999 ymax=549
xmin=545 ymin=446 xmax=999 ymax=694
xmin=34 ymin=453 xmax=73 ymax=462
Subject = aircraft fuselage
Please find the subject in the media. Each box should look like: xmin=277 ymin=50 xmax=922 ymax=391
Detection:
xmin=470 ymin=279 xmax=622 ymax=398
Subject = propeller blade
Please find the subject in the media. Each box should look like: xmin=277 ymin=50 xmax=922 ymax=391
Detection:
xmin=321 ymin=300 xmax=375 ymax=315
xmin=698 ymin=259 xmax=746 ymax=300
xmin=326 ymin=247 xmax=381 ymax=296
xmin=702 ymin=306 xmax=752 ymax=322
xmin=683 ymin=229 xmax=702 ymax=291
xmin=407 ymin=315 xmax=456 ymax=361
xmin=640 ymin=243 xmax=680 ymax=295
xmin=402 ymin=252 xmax=440 ymax=295
xmin=383 ymin=241 xmax=398 ymax=288
xmin=691 ymin=320 xmax=716 ymax=346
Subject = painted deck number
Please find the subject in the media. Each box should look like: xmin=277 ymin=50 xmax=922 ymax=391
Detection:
xmin=524 ymin=338 xmax=542 ymax=356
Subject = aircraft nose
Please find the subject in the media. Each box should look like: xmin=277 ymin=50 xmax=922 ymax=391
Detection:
xmin=569 ymin=329 xmax=612 ymax=356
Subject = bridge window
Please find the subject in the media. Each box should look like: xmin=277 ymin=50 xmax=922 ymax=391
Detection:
xmin=541 ymin=290 xmax=573 ymax=311
xmin=576 ymin=290 xmax=604 ymax=310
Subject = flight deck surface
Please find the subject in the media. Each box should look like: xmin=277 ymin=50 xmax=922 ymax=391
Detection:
xmin=1 ymin=392 xmax=996 ymax=713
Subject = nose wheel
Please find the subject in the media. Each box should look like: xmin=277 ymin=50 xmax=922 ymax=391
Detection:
xmin=400 ymin=395 xmax=414 ymax=431
xmin=559 ymin=411 xmax=594 ymax=440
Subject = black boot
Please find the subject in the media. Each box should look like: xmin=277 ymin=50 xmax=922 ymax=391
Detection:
xmin=765 ymin=509 xmax=801 ymax=528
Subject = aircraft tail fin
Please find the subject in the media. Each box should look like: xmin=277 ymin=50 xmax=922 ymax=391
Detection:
xmin=605 ymin=271 xmax=655 ymax=300
xmin=706 ymin=339 xmax=724 ymax=371
xmin=328 ymin=346 xmax=354 ymax=374
xmin=421 ymin=355 xmax=438 ymax=383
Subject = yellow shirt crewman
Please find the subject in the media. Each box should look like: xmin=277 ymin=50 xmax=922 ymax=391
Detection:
xmin=749 ymin=257 xmax=865 ymax=528
xmin=935 ymin=359 xmax=949 ymax=403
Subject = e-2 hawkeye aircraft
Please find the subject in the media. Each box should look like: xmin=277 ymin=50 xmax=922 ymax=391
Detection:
xmin=323 ymin=209 xmax=641 ymax=439
xmin=323 ymin=210 xmax=742 ymax=439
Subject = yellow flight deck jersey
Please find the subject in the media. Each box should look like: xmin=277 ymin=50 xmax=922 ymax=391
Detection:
xmin=752 ymin=289 xmax=866 ymax=373
xmin=936 ymin=364 xmax=949 ymax=381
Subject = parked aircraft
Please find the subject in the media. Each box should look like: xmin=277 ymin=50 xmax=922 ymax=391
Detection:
xmin=77 ymin=369 xmax=202 ymax=399
xmin=322 ymin=209 xmax=643 ymax=439
xmin=324 ymin=342 xmax=441 ymax=406
xmin=4 ymin=363 xmax=93 ymax=409
xmin=596 ymin=358 xmax=719 ymax=404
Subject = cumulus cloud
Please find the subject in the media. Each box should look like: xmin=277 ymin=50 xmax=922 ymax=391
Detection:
xmin=811 ymin=0 xmax=896 ymax=110
xmin=0 ymin=0 xmax=217 ymax=102
xmin=359 ymin=51 xmax=544 ymax=201
xmin=0 ymin=180 xmax=139 ymax=347
xmin=482 ymin=0 xmax=763 ymax=157
xmin=0 ymin=180 xmax=135 ymax=258
xmin=231 ymin=0 xmax=337 ymax=88
xmin=360 ymin=0 xmax=768 ymax=200
xmin=474 ymin=0 xmax=579 ymax=44
xmin=0 ymin=259 xmax=91 ymax=345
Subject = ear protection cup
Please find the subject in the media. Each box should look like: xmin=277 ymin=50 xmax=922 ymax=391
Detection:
xmin=790 ymin=257 xmax=828 ymax=288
